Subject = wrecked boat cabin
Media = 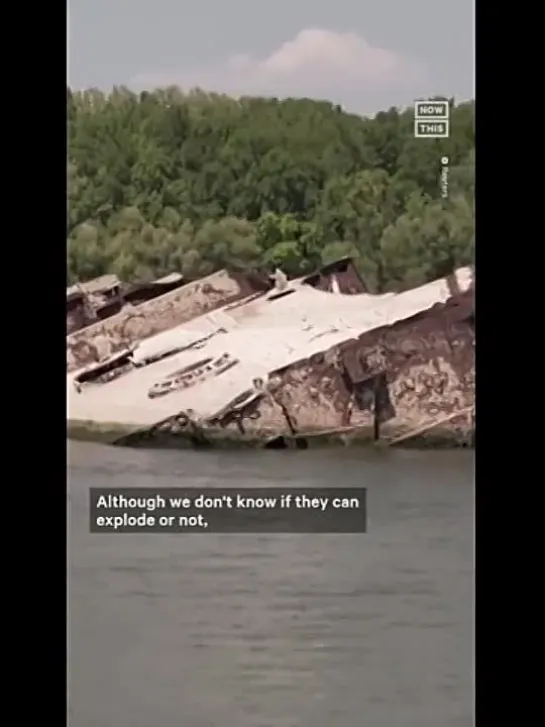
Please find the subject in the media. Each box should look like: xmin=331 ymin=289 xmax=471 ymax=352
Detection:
xmin=66 ymin=272 xmax=189 ymax=336
xmin=67 ymin=258 xmax=475 ymax=449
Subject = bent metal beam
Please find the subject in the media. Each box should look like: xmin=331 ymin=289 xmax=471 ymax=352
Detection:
xmin=67 ymin=266 xmax=474 ymax=449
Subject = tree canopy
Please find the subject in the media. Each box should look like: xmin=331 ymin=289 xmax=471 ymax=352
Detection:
xmin=67 ymin=87 xmax=474 ymax=293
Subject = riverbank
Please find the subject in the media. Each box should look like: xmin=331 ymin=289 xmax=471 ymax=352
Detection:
xmin=67 ymin=416 xmax=474 ymax=450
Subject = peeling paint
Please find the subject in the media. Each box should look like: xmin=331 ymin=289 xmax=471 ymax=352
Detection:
xmin=217 ymin=288 xmax=474 ymax=446
xmin=66 ymin=270 xmax=262 ymax=371
xmin=67 ymin=263 xmax=475 ymax=449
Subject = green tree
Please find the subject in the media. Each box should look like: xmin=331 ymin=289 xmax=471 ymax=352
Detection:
xmin=67 ymin=87 xmax=474 ymax=291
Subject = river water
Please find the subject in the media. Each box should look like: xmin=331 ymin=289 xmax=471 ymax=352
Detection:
xmin=68 ymin=441 xmax=474 ymax=727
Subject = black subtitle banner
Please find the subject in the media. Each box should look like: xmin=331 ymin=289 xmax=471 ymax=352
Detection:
xmin=89 ymin=487 xmax=367 ymax=534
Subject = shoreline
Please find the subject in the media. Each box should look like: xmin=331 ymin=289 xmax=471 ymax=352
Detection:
xmin=67 ymin=418 xmax=474 ymax=451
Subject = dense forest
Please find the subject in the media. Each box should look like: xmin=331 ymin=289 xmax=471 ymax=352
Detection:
xmin=67 ymin=87 xmax=474 ymax=293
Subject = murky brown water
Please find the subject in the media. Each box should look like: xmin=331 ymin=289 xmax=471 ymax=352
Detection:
xmin=68 ymin=441 xmax=474 ymax=727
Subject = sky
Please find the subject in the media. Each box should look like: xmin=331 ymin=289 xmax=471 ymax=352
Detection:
xmin=68 ymin=0 xmax=474 ymax=115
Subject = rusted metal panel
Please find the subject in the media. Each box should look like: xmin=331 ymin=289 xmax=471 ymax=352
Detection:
xmin=122 ymin=275 xmax=186 ymax=306
xmin=66 ymin=270 xmax=266 ymax=372
xmin=68 ymin=265 xmax=475 ymax=449
xmin=235 ymin=289 xmax=475 ymax=445
xmin=301 ymin=257 xmax=367 ymax=294
xmin=66 ymin=258 xmax=366 ymax=369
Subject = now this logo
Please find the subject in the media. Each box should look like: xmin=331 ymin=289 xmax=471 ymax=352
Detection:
xmin=414 ymin=100 xmax=450 ymax=139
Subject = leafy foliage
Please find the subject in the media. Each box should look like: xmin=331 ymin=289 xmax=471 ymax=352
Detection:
xmin=68 ymin=87 xmax=474 ymax=292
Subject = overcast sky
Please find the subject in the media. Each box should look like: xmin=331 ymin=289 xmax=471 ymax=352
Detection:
xmin=68 ymin=0 xmax=474 ymax=115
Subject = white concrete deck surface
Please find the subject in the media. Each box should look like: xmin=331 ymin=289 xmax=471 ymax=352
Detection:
xmin=67 ymin=268 xmax=472 ymax=428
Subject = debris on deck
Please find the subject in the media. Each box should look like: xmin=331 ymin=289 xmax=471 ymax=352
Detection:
xmin=67 ymin=260 xmax=474 ymax=449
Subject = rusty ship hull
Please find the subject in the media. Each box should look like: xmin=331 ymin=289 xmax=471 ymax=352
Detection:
xmin=67 ymin=262 xmax=474 ymax=450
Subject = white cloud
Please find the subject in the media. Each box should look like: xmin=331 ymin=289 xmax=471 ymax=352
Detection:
xmin=131 ymin=28 xmax=426 ymax=104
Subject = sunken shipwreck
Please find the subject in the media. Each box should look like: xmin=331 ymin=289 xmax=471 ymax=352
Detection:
xmin=66 ymin=257 xmax=475 ymax=450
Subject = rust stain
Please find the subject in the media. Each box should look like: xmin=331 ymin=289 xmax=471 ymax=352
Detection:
xmin=214 ymin=288 xmax=475 ymax=445
xmin=66 ymin=270 xmax=263 ymax=372
xmin=71 ymin=263 xmax=475 ymax=449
